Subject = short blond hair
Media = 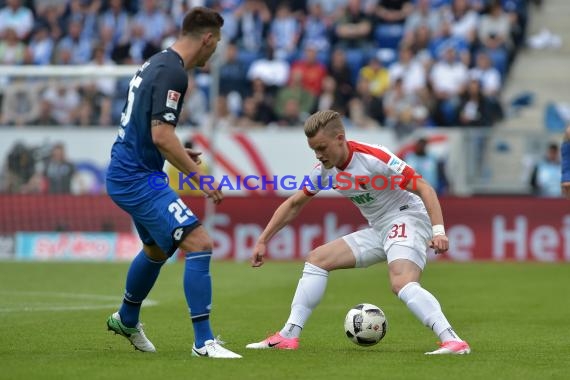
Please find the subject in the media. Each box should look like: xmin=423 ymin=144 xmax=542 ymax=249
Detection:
xmin=304 ymin=110 xmax=344 ymax=138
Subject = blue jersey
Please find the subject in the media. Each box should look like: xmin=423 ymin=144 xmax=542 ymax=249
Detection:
xmin=107 ymin=49 xmax=188 ymax=182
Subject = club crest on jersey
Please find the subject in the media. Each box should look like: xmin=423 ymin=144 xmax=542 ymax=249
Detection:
xmin=166 ymin=90 xmax=181 ymax=109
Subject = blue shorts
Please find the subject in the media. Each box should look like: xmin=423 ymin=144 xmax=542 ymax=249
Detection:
xmin=107 ymin=178 xmax=200 ymax=256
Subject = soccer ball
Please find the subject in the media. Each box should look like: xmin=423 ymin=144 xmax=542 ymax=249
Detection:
xmin=344 ymin=303 xmax=387 ymax=346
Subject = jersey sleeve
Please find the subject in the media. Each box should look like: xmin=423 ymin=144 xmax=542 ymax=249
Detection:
xmin=151 ymin=68 xmax=187 ymax=126
xmin=302 ymin=163 xmax=325 ymax=197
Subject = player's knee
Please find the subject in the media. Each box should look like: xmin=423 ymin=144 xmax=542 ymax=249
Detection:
xmin=178 ymin=226 xmax=213 ymax=252
xmin=306 ymin=250 xmax=331 ymax=271
xmin=390 ymin=278 xmax=417 ymax=295
xmin=391 ymin=282 xmax=404 ymax=295
xmin=143 ymin=244 xmax=168 ymax=262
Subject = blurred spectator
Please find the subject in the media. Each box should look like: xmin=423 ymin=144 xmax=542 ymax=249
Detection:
xmin=76 ymin=78 xmax=113 ymax=126
xmin=328 ymin=48 xmax=355 ymax=103
xmin=44 ymin=143 xmax=75 ymax=194
xmin=443 ymin=0 xmax=479 ymax=46
xmin=404 ymin=0 xmax=443 ymax=35
xmin=0 ymin=0 xmax=34 ymax=40
xmin=348 ymin=97 xmax=379 ymax=128
xmin=61 ymin=0 xmax=99 ymax=41
xmin=289 ymin=44 xmax=328 ymax=96
xmin=275 ymin=70 xmax=315 ymax=121
xmin=334 ymin=0 xmax=373 ymax=83
xmin=2 ymin=142 xmax=37 ymax=193
xmin=55 ymin=18 xmax=94 ymax=64
xmin=388 ymin=44 xmax=427 ymax=97
xmin=358 ymin=56 xmax=390 ymax=98
xmin=235 ymin=96 xmax=264 ymax=129
xmin=457 ymin=78 xmax=493 ymax=127
xmin=27 ymin=25 xmax=55 ymax=65
xmin=429 ymin=45 xmax=468 ymax=126
xmin=248 ymin=77 xmax=278 ymax=124
xmin=246 ymin=46 xmax=290 ymax=88
xmin=208 ymin=95 xmax=237 ymax=130
xmin=210 ymin=0 xmax=242 ymax=41
xmin=300 ymin=2 xmax=332 ymax=62
xmin=354 ymin=76 xmax=385 ymax=124
xmin=34 ymin=4 xmax=65 ymax=42
xmin=375 ymin=0 xmax=413 ymax=24
xmin=477 ymin=0 xmax=512 ymax=77
xmin=404 ymin=137 xmax=446 ymax=193
xmin=314 ymin=76 xmax=342 ymax=112
xmin=171 ymin=1 xmax=207 ymax=26
xmin=219 ymin=42 xmax=249 ymax=97
xmin=180 ymin=76 xmax=208 ymax=127
xmin=0 ymin=27 xmax=28 ymax=65
xmin=277 ymin=98 xmax=304 ymax=126
xmin=469 ymin=51 xmax=503 ymax=121
xmin=429 ymin=18 xmax=470 ymax=65
xmin=469 ymin=51 xmax=501 ymax=98
xmin=111 ymin=20 xmax=160 ymax=64
xmin=96 ymin=25 xmax=118 ymax=61
xmin=268 ymin=2 xmax=301 ymax=61
xmin=98 ymin=0 xmax=130 ymax=47
xmin=1 ymin=80 xmax=42 ymax=126
xmin=232 ymin=0 xmax=271 ymax=68
xmin=265 ymin=0 xmax=307 ymax=17
xmin=32 ymin=98 xmax=59 ymax=126
xmin=383 ymin=77 xmax=428 ymax=137
xmin=405 ymin=24 xmax=434 ymax=69
xmin=132 ymin=0 xmax=173 ymax=47
xmin=307 ymin=0 xmax=348 ymax=23
xmin=530 ymin=143 xmax=562 ymax=197
xmin=41 ymin=81 xmax=81 ymax=125
xmin=502 ymin=0 xmax=529 ymax=48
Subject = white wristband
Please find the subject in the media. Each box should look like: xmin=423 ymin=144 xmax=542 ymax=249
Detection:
xmin=432 ymin=225 xmax=445 ymax=236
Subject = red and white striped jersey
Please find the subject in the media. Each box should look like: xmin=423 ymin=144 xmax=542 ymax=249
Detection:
xmin=303 ymin=140 xmax=427 ymax=226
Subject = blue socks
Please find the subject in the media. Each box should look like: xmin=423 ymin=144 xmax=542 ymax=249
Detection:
xmin=184 ymin=251 xmax=214 ymax=348
xmin=119 ymin=250 xmax=165 ymax=327
xmin=118 ymin=249 xmax=215 ymax=348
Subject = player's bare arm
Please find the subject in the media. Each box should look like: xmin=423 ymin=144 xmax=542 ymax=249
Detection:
xmin=406 ymin=177 xmax=449 ymax=254
xmin=561 ymin=126 xmax=570 ymax=199
xmin=252 ymin=190 xmax=313 ymax=267
xmin=151 ymin=120 xmax=223 ymax=204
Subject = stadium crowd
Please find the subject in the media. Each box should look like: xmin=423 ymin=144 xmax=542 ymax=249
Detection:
xmin=0 ymin=0 xmax=533 ymax=133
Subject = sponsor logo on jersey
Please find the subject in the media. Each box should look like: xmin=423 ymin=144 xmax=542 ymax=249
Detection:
xmin=350 ymin=193 xmax=374 ymax=205
xmin=164 ymin=112 xmax=176 ymax=121
xmin=166 ymin=90 xmax=181 ymax=109
xmin=388 ymin=157 xmax=406 ymax=173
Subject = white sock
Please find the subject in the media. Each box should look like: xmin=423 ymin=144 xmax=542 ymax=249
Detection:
xmin=397 ymin=282 xmax=462 ymax=342
xmin=280 ymin=323 xmax=302 ymax=339
xmin=280 ymin=262 xmax=328 ymax=338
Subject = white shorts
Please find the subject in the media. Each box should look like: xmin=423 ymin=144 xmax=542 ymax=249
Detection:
xmin=342 ymin=212 xmax=432 ymax=270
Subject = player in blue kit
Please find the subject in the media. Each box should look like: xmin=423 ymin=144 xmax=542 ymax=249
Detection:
xmin=105 ymin=7 xmax=241 ymax=358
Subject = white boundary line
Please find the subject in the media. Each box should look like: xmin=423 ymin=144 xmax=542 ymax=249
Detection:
xmin=0 ymin=291 xmax=158 ymax=313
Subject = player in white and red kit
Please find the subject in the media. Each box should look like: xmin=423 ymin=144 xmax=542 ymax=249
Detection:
xmin=246 ymin=110 xmax=470 ymax=355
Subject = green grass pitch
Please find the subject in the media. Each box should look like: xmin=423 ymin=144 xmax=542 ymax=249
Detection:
xmin=0 ymin=261 xmax=569 ymax=380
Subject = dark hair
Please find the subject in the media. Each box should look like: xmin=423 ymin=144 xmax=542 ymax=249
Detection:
xmin=181 ymin=7 xmax=224 ymax=37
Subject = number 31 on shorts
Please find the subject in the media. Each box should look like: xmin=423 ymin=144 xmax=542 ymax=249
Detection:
xmin=388 ymin=223 xmax=407 ymax=239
